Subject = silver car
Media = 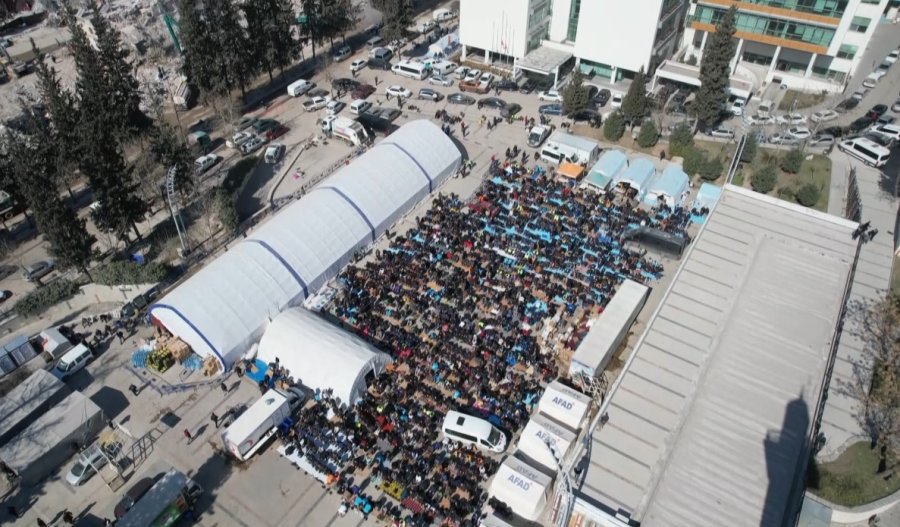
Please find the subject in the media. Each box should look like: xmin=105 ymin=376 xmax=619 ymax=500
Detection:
xmin=768 ymin=133 xmax=799 ymax=146
xmin=428 ymin=74 xmax=454 ymax=87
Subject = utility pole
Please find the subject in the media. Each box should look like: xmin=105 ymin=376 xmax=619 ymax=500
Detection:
xmin=166 ymin=166 xmax=188 ymax=256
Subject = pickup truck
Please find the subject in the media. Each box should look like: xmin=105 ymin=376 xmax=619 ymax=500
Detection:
xmin=302 ymin=96 xmax=329 ymax=112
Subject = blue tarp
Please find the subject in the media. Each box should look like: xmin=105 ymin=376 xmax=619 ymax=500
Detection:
xmin=696 ymin=182 xmax=722 ymax=210
xmin=614 ymin=158 xmax=656 ymax=198
xmin=585 ymin=150 xmax=627 ymax=191
xmin=642 ymin=164 xmax=690 ymax=206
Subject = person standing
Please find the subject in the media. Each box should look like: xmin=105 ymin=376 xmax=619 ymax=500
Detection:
xmin=211 ymin=412 xmax=219 ymax=429
xmin=183 ymin=429 xmax=193 ymax=444
xmin=220 ymin=382 xmax=228 ymax=396
xmin=128 ymin=384 xmax=139 ymax=396
xmin=38 ymin=519 xmax=48 ymax=527
xmin=62 ymin=510 xmax=75 ymax=524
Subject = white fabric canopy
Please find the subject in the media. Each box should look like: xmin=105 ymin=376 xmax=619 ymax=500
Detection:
xmin=516 ymin=412 xmax=577 ymax=472
xmin=150 ymin=120 xmax=461 ymax=370
xmin=536 ymin=380 xmax=592 ymax=431
xmin=488 ymin=456 xmax=554 ymax=521
xmin=257 ymin=308 xmax=392 ymax=406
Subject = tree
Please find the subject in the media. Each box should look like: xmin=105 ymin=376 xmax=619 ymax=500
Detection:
xmin=603 ymin=111 xmax=626 ymax=141
xmin=372 ymin=0 xmax=412 ymax=43
xmin=843 ymin=294 xmax=900 ymax=473
xmin=693 ymin=6 xmax=737 ymax=128
xmin=562 ymin=69 xmax=590 ymax=115
xmin=322 ymin=0 xmax=363 ymax=47
xmin=741 ymin=131 xmax=758 ymax=163
xmin=781 ymin=148 xmax=803 ymax=174
xmin=751 ymin=163 xmax=777 ymax=194
xmin=243 ymin=0 xmax=302 ymax=81
xmin=637 ymin=120 xmax=659 ymax=148
xmin=149 ymin=121 xmax=194 ymax=196
xmin=621 ymin=68 xmax=649 ymax=123
xmin=795 ymin=183 xmax=820 ymax=207
xmin=682 ymin=147 xmax=706 ymax=176
xmin=669 ymin=123 xmax=694 ymax=157
xmin=215 ymin=189 xmax=239 ymax=235
xmin=699 ymin=156 xmax=724 ymax=181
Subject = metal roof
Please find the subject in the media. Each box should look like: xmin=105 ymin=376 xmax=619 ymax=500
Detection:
xmin=517 ymin=46 xmax=573 ymax=74
xmin=575 ymin=185 xmax=858 ymax=527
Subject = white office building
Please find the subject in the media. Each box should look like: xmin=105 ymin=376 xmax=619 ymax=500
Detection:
xmin=458 ymin=0 xmax=690 ymax=85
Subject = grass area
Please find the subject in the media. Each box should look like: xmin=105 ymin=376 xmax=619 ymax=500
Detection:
xmin=694 ymin=139 xmax=736 ymax=164
xmin=808 ymin=442 xmax=900 ymax=506
xmin=779 ymin=89 xmax=828 ymax=111
xmin=753 ymin=148 xmax=831 ymax=212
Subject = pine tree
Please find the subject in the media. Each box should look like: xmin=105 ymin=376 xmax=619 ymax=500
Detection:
xmin=621 ymin=68 xmax=649 ymax=124
xmin=7 ymin=117 xmax=95 ymax=277
xmin=244 ymin=0 xmax=301 ymax=81
xmin=694 ymin=6 xmax=737 ymax=128
xmin=741 ymin=132 xmax=758 ymax=163
xmin=562 ymin=69 xmax=590 ymax=115
xmin=322 ymin=0 xmax=362 ymax=47
xmin=179 ymin=0 xmax=255 ymax=98
xmin=372 ymin=0 xmax=412 ymax=43
xmin=177 ymin=0 xmax=220 ymax=96
xmin=603 ymin=111 xmax=626 ymax=141
xmin=150 ymin=121 xmax=194 ymax=196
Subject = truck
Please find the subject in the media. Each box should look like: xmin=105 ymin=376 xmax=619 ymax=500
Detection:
xmin=321 ymin=116 xmax=371 ymax=147
xmin=172 ymin=78 xmax=195 ymax=110
xmin=117 ymin=468 xmax=203 ymax=527
xmin=221 ymin=387 xmax=305 ymax=462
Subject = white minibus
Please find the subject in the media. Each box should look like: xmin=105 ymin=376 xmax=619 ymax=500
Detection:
xmin=838 ymin=137 xmax=890 ymax=167
xmin=391 ymin=61 xmax=429 ymax=80
xmin=441 ymin=411 xmax=507 ymax=453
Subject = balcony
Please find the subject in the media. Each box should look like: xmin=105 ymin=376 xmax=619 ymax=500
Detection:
xmin=695 ymin=0 xmax=841 ymax=26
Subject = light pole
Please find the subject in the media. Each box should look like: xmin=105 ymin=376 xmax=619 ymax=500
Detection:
xmin=544 ymin=438 xmax=574 ymax=527
xmin=166 ymin=166 xmax=188 ymax=256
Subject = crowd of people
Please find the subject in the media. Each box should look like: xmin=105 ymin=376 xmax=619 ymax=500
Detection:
xmin=274 ymin=157 xmax=692 ymax=526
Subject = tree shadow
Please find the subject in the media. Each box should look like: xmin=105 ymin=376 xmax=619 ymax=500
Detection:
xmin=186 ymin=449 xmax=235 ymax=520
xmin=761 ymin=392 xmax=810 ymax=527
xmin=89 ymin=386 xmax=130 ymax=420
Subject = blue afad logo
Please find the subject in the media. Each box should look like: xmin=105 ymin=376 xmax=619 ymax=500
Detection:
xmin=509 ymin=474 xmax=531 ymax=491
xmin=552 ymin=396 xmax=573 ymax=410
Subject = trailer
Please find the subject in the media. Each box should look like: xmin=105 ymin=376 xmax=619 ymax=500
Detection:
xmin=539 ymin=132 xmax=600 ymax=166
xmin=322 ymin=116 xmax=371 ymax=147
xmin=117 ymin=468 xmax=203 ymax=527
xmin=0 ymin=369 xmax=71 ymax=446
xmin=221 ymin=387 xmax=304 ymax=462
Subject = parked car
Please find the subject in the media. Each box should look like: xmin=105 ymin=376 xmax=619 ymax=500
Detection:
xmin=333 ymin=45 xmax=352 ymax=62
xmin=495 ymin=79 xmax=518 ymax=92
xmin=23 ymin=260 xmax=54 ymax=282
xmin=776 ymin=112 xmax=806 ymax=126
xmin=368 ymin=57 xmax=393 ymax=70
xmin=519 ymin=79 xmax=538 ymax=94
xmin=447 ymin=93 xmax=475 ymax=105
xmin=568 ymin=108 xmax=602 ymax=126
xmin=887 ymin=49 xmax=900 ymax=65
xmin=877 ymin=115 xmax=896 ymax=126
xmin=352 ymin=84 xmax=376 ymax=99
xmin=868 ymin=104 xmax=888 ymax=118
xmin=477 ymin=97 xmax=506 ymax=110
xmin=479 ymin=72 xmax=495 ymax=86
xmin=302 ymin=96 xmax=329 ymax=112
xmin=326 ymin=100 xmax=346 ymax=115
xmin=264 ymin=143 xmax=286 ymax=164
xmin=66 ymin=446 xmax=108 ymax=486
xmin=768 ymin=133 xmax=799 ymax=146
xmin=350 ymin=59 xmax=368 ymax=73
xmin=386 ymin=85 xmax=412 ymax=99
xmin=595 ymin=88 xmax=611 ymax=107
xmin=226 ymin=130 xmax=254 ymax=149
xmin=194 ymin=154 xmax=218 ymax=174
xmin=417 ymin=88 xmax=443 ymax=101
xmin=539 ymin=104 xmax=563 ymax=116
xmin=240 ymin=135 xmax=266 ymax=155
xmin=232 ymin=116 xmax=259 ymax=131
xmin=707 ymin=126 xmax=735 ymax=139
xmin=333 ymin=78 xmax=360 ymax=92
xmin=611 ymin=93 xmax=623 ymax=109
xmin=264 ymin=125 xmax=289 ymax=141
xmin=538 ymin=89 xmax=562 ymax=102
xmin=787 ymin=126 xmax=811 ymax=140
xmin=0 ymin=290 xmax=12 ymax=303
xmin=849 ymin=115 xmax=875 ymax=133
xmin=851 ymin=88 xmax=868 ymax=101
xmin=808 ymin=133 xmax=835 ymax=147
xmin=501 ymin=103 xmax=522 ymax=118
xmin=744 ymin=114 xmax=774 ymax=126
xmin=252 ymin=119 xmax=279 ymax=134
xmin=115 ymin=475 xmax=161 ymax=519
xmin=810 ymin=109 xmax=839 ymax=123
xmin=837 ymin=98 xmax=860 ymax=112
xmin=429 ymin=74 xmax=454 ymax=87
xmin=464 ymin=69 xmax=482 ymax=82
xmin=350 ymin=100 xmax=372 ymax=115
xmin=308 ymin=88 xmax=330 ymax=98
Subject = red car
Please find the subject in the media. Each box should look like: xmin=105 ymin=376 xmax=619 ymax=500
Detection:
xmin=265 ymin=125 xmax=289 ymax=141
xmin=352 ymin=84 xmax=376 ymax=99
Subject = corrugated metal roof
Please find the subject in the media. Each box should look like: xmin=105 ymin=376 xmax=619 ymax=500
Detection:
xmin=576 ymin=185 xmax=858 ymax=527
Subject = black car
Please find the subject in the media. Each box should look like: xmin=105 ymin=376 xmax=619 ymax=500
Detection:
xmin=477 ymin=97 xmax=507 ymax=110
xmin=368 ymin=57 xmax=392 ymax=70
xmin=836 ymin=98 xmax=859 ymax=112
xmin=417 ymin=88 xmax=443 ymax=102
xmin=308 ymin=88 xmax=329 ymax=98
xmin=500 ymin=103 xmax=522 ymax=118
xmin=819 ymin=125 xmax=846 ymax=138
xmin=585 ymin=85 xmax=599 ymax=102
xmin=332 ymin=78 xmax=360 ymax=92
xmin=115 ymin=474 xmax=164 ymax=518
xmin=868 ymin=104 xmax=888 ymax=118
xmin=520 ymin=79 xmax=538 ymax=94
xmin=595 ymin=89 xmax=611 ymax=106
xmin=252 ymin=119 xmax=279 ymax=134
xmin=448 ymin=93 xmax=476 ymax=105
xmin=538 ymin=104 xmax=563 ymax=116
xmin=495 ymin=79 xmax=518 ymax=92
xmin=864 ymin=132 xmax=893 ymax=147
xmin=568 ymin=108 xmax=602 ymax=127
xmin=849 ymin=115 xmax=875 ymax=132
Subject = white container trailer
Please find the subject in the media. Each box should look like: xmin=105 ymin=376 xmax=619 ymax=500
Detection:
xmin=569 ymin=279 xmax=649 ymax=379
xmin=221 ymin=387 xmax=304 ymax=462
xmin=539 ymin=132 xmax=600 ymax=166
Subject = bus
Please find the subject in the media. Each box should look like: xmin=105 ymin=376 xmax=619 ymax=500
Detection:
xmin=838 ymin=137 xmax=890 ymax=167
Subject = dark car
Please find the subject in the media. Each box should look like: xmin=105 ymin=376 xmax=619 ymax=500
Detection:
xmin=252 ymin=119 xmax=279 ymax=134
xmin=448 ymin=93 xmax=476 ymax=105
xmin=568 ymin=108 xmax=602 ymax=127
xmin=819 ymin=125 xmax=846 ymax=138
xmin=849 ymin=115 xmax=875 ymax=132
xmin=477 ymin=97 xmax=506 ymax=110
xmin=115 ymin=475 xmax=162 ymax=518
xmin=308 ymin=88 xmax=329 ymax=98
xmin=500 ymin=103 xmax=522 ymax=118
xmin=864 ymin=132 xmax=893 ymax=148
xmin=867 ymin=104 xmax=888 ymax=119
xmin=332 ymin=78 xmax=360 ymax=92
xmin=836 ymin=98 xmax=859 ymax=112
xmin=417 ymin=88 xmax=443 ymax=101
xmin=352 ymin=84 xmax=376 ymax=99
xmin=585 ymin=85 xmax=599 ymax=102
xmin=595 ymin=88 xmax=611 ymax=106
xmin=539 ymin=104 xmax=563 ymax=116
xmin=495 ymin=79 xmax=518 ymax=92
xmin=368 ymin=57 xmax=392 ymax=70
xmin=264 ymin=125 xmax=289 ymax=141
xmin=357 ymin=112 xmax=399 ymax=136
xmin=520 ymin=79 xmax=538 ymax=94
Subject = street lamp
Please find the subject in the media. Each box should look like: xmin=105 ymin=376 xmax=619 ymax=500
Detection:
xmin=166 ymin=166 xmax=188 ymax=256
xmin=544 ymin=438 xmax=574 ymax=527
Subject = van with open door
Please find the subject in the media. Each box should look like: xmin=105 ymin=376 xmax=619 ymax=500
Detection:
xmin=441 ymin=411 xmax=507 ymax=453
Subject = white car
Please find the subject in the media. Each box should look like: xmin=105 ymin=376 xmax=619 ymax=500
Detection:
xmin=302 ymin=96 xmax=329 ymax=112
xmin=744 ymin=114 xmax=774 ymax=126
xmin=768 ymin=133 xmax=799 ymax=146
xmin=326 ymin=100 xmax=346 ymax=115
xmin=776 ymin=112 xmax=806 ymax=125
xmin=386 ymin=85 xmax=412 ymax=99
xmin=810 ymin=109 xmax=839 ymax=123
xmin=892 ymin=99 xmax=900 ymax=113
xmin=730 ymin=98 xmax=746 ymax=116
xmin=194 ymin=154 xmax=218 ymax=174
xmin=887 ymin=50 xmax=900 ymax=65
xmin=538 ymin=89 xmax=562 ymax=102
xmin=264 ymin=143 xmax=286 ymax=164
xmin=464 ymin=69 xmax=482 ymax=83
xmin=226 ymin=130 xmax=253 ymax=149
xmin=787 ymin=126 xmax=811 ymax=140
xmin=240 ymin=135 xmax=265 ymax=155
xmin=480 ymin=72 xmax=495 ymax=85
xmin=707 ymin=126 xmax=735 ymax=139
xmin=454 ymin=66 xmax=469 ymax=80
xmin=350 ymin=59 xmax=367 ymax=73
xmin=429 ymin=74 xmax=454 ymax=87
xmin=333 ymin=45 xmax=351 ymax=62
xmin=66 ymin=446 xmax=108 ymax=486
xmin=611 ymin=94 xmax=623 ymax=109
xmin=350 ymin=99 xmax=372 ymax=115
xmin=851 ymin=89 xmax=867 ymax=101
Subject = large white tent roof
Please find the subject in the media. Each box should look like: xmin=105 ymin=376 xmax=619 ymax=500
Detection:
xmin=488 ymin=456 xmax=554 ymax=521
xmin=150 ymin=121 xmax=461 ymax=369
xmin=517 ymin=412 xmax=578 ymax=472
xmin=257 ymin=308 xmax=392 ymax=406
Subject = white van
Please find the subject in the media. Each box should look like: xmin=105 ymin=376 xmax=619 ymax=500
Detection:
xmin=350 ymin=99 xmax=372 ymax=115
xmin=432 ymin=8 xmax=455 ymax=22
xmin=366 ymin=36 xmax=384 ymax=49
xmin=369 ymin=46 xmax=393 ymax=62
xmin=757 ymin=99 xmax=774 ymax=118
xmin=432 ymin=61 xmax=457 ymax=76
xmin=441 ymin=411 xmax=507 ymax=453
xmin=287 ymin=79 xmax=314 ymax=97
xmin=838 ymin=137 xmax=891 ymax=167
xmin=52 ymin=344 xmax=93 ymax=380
xmin=392 ymin=60 xmax=429 ymax=80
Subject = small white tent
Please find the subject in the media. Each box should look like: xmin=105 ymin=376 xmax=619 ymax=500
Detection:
xmin=537 ymin=380 xmax=592 ymax=431
xmin=488 ymin=456 xmax=554 ymax=521
xmin=257 ymin=308 xmax=392 ymax=406
xmin=517 ymin=413 xmax=578 ymax=471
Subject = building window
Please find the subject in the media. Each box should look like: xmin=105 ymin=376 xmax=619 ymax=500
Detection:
xmin=567 ymin=0 xmax=582 ymax=41
xmin=849 ymin=16 xmax=870 ymax=32
xmin=742 ymin=0 xmax=848 ymax=18
xmin=693 ymin=6 xmax=835 ymax=47
xmin=860 ymin=0 xmax=879 ymax=3
xmin=836 ymin=44 xmax=857 ymax=59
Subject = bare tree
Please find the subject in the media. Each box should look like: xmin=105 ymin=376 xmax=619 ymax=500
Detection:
xmin=842 ymin=293 xmax=900 ymax=472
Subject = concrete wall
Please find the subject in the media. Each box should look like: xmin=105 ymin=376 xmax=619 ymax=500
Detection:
xmin=459 ymin=0 xmax=531 ymax=58
xmin=573 ymin=0 xmax=663 ymax=73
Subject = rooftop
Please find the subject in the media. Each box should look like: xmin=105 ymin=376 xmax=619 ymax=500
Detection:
xmin=517 ymin=46 xmax=573 ymax=75
xmin=574 ymin=185 xmax=859 ymax=527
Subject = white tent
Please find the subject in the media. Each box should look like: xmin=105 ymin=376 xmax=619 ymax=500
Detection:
xmin=537 ymin=380 xmax=592 ymax=431
xmin=516 ymin=412 xmax=578 ymax=471
xmin=150 ymin=120 xmax=461 ymax=370
xmin=257 ymin=308 xmax=392 ymax=405
xmin=488 ymin=456 xmax=554 ymax=521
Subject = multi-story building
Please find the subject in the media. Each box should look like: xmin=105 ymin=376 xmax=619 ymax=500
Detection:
xmin=458 ymin=0 xmax=690 ymax=85
xmin=681 ymin=0 xmax=891 ymax=92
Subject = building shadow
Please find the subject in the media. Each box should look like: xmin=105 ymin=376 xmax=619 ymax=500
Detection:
xmin=762 ymin=392 xmax=810 ymax=527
